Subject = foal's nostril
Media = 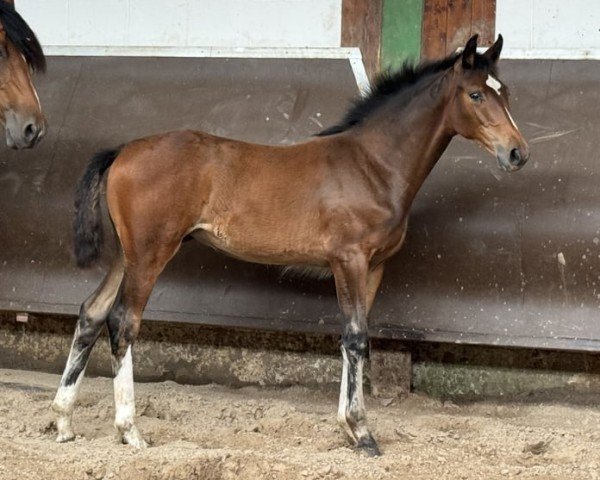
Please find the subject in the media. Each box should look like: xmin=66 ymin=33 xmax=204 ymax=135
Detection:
xmin=509 ymin=148 xmax=522 ymax=166
xmin=23 ymin=122 xmax=39 ymax=143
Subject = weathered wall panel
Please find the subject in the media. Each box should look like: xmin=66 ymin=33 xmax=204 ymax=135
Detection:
xmin=1 ymin=57 xmax=600 ymax=352
xmin=422 ymin=0 xmax=496 ymax=59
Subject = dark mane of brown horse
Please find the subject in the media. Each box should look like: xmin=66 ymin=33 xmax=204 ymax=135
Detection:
xmin=318 ymin=52 xmax=496 ymax=136
xmin=0 ymin=2 xmax=45 ymax=72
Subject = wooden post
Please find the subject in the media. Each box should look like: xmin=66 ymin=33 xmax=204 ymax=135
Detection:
xmin=422 ymin=0 xmax=496 ymax=60
xmin=341 ymin=0 xmax=383 ymax=80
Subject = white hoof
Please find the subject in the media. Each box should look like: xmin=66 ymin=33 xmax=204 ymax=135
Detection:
xmin=54 ymin=415 xmax=75 ymax=443
xmin=56 ymin=430 xmax=76 ymax=443
xmin=121 ymin=426 xmax=147 ymax=449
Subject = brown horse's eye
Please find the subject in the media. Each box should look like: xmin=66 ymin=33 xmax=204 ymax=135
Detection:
xmin=469 ymin=91 xmax=483 ymax=102
xmin=0 ymin=46 xmax=6 ymax=59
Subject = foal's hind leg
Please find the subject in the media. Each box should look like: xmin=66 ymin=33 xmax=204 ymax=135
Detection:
xmin=52 ymin=257 xmax=124 ymax=442
xmin=105 ymin=239 xmax=181 ymax=448
xmin=331 ymin=254 xmax=383 ymax=456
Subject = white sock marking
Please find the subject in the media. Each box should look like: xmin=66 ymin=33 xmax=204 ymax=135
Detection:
xmin=53 ymin=344 xmax=87 ymax=440
xmin=114 ymin=346 xmax=135 ymax=430
xmin=352 ymin=355 xmax=370 ymax=440
xmin=338 ymin=347 xmax=349 ymax=421
xmin=54 ymin=384 xmax=76 ymax=410
xmin=337 ymin=347 xmax=357 ymax=441
xmin=54 ymin=331 xmax=87 ymax=414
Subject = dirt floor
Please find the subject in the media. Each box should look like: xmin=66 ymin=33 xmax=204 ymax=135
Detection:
xmin=1 ymin=368 xmax=599 ymax=480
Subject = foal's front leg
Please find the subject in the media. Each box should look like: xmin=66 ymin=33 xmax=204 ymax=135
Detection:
xmin=331 ymin=255 xmax=382 ymax=456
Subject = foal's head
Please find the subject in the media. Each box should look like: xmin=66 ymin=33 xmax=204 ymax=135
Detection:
xmin=447 ymin=34 xmax=529 ymax=172
xmin=0 ymin=1 xmax=46 ymax=150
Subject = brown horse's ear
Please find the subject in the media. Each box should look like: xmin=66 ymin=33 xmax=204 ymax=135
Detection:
xmin=461 ymin=34 xmax=479 ymax=69
xmin=483 ymin=34 xmax=503 ymax=64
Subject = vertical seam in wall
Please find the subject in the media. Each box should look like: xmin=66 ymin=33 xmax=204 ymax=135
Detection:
xmin=530 ymin=0 xmax=534 ymax=49
xmin=338 ymin=0 xmax=343 ymax=47
xmin=126 ymin=0 xmax=131 ymax=46
xmin=184 ymin=0 xmax=190 ymax=48
xmin=66 ymin=0 xmax=71 ymax=45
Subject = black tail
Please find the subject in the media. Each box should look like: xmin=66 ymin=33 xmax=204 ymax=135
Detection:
xmin=73 ymin=147 xmax=121 ymax=268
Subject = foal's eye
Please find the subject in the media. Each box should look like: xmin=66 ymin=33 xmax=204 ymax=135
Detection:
xmin=469 ymin=91 xmax=483 ymax=101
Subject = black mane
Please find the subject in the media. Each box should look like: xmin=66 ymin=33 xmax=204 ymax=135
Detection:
xmin=0 ymin=2 xmax=45 ymax=72
xmin=317 ymin=52 xmax=494 ymax=136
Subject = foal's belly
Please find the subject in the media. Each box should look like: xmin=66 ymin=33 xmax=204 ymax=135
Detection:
xmin=189 ymin=222 xmax=328 ymax=267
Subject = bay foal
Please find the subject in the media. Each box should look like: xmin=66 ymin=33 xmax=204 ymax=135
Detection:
xmin=0 ymin=1 xmax=46 ymax=149
xmin=53 ymin=35 xmax=528 ymax=455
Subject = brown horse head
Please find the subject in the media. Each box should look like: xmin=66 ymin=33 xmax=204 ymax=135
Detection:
xmin=0 ymin=1 xmax=46 ymax=150
xmin=447 ymin=34 xmax=529 ymax=172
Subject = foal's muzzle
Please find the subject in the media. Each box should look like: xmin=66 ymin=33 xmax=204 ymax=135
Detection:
xmin=496 ymin=143 xmax=530 ymax=172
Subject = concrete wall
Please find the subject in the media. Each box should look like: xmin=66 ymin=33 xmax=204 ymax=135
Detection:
xmin=3 ymin=312 xmax=600 ymax=400
xmin=18 ymin=0 xmax=342 ymax=52
xmin=497 ymin=0 xmax=600 ymax=58
xmin=0 ymin=312 xmax=410 ymax=398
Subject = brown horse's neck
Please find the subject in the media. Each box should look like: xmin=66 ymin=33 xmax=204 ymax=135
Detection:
xmin=352 ymin=70 xmax=455 ymax=213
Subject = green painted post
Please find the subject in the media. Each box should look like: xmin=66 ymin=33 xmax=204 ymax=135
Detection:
xmin=381 ymin=0 xmax=424 ymax=71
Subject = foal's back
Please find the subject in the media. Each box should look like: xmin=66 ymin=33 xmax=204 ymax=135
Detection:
xmin=106 ymin=129 xmax=385 ymax=266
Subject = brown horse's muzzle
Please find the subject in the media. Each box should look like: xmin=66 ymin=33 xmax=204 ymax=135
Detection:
xmin=496 ymin=141 xmax=530 ymax=172
xmin=5 ymin=109 xmax=46 ymax=149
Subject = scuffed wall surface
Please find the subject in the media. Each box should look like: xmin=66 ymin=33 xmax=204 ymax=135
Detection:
xmin=0 ymin=312 xmax=344 ymax=388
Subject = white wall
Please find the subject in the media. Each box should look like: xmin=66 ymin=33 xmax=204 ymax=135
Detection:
xmin=497 ymin=0 xmax=600 ymax=58
xmin=18 ymin=0 xmax=342 ymax=51
xmin=18 ymin=1 xmax=600 ymax=59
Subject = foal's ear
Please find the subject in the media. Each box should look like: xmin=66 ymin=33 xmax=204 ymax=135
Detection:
xmin=483 ymin=34 xmax=503 ymax=64
xmin=461 ymin=34 xmax=479 ymax=69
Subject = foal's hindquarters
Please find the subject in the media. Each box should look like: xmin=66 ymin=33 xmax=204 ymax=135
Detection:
xmin=52 ymin=131 xmax=392 ymax=455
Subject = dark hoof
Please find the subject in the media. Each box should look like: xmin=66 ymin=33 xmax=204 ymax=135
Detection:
xmin=356 ymin=436 xmax=381 ymax=457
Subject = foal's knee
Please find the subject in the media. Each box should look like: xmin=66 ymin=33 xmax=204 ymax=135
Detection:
xmin=342 ymin=330 xmax=368 ymax=358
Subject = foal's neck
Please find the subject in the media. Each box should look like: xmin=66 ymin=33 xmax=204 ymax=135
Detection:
xmin=354 ymin=70 xmax=455 ymax=211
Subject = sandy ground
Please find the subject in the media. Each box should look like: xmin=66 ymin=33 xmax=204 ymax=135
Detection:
xmin=1 ymin=368 xmax=599 ymax=480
